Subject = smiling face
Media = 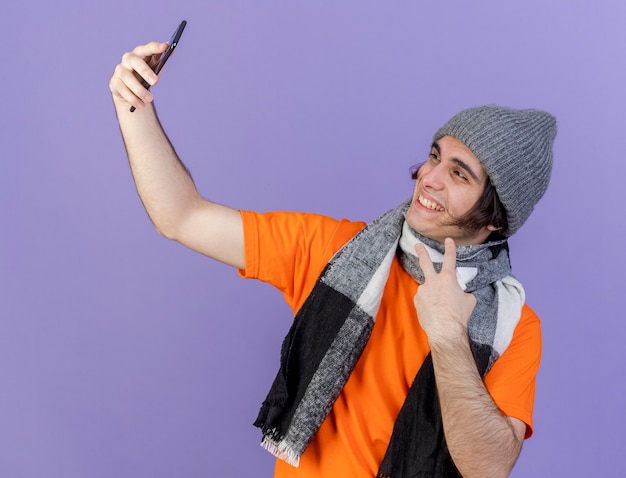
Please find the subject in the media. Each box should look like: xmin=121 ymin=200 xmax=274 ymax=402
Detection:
xmin=406 ymin=135 xmax=499 ymax=246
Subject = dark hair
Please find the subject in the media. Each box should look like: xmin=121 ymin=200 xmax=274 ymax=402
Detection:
xmin=410 ymin=163 xmax=509 ymax=240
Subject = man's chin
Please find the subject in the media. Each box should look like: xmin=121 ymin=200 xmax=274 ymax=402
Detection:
xmin=406 ymin=207 xmax=433 ymax=233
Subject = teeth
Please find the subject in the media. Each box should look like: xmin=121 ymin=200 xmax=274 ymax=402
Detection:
xmin=418 ymin=195 xmax=444 ymax=211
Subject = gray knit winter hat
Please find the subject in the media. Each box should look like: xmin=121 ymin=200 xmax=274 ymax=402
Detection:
xmin=433 ymin=105 xmax=557 ymax=237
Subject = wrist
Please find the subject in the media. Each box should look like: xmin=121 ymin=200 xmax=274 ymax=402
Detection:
xmin=427 ymin=323 xmax=470 ymax=353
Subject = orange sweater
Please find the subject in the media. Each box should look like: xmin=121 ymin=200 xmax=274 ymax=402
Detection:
xmin=239 ymin=210 xmax=541 ymax=478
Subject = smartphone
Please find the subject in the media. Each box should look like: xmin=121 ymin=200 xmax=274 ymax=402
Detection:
xmin=130 ymin=20 xmax=187 ymax=112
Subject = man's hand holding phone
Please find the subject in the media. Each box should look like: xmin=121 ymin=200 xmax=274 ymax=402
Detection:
xmin=109 ymin=20 xmax=186 ymax=113
xmin=109 ymin=42 xmax=165 ymax=112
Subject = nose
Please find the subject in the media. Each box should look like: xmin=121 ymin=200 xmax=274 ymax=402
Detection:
xmin=420 ymin=162 xmax=445 ymax=190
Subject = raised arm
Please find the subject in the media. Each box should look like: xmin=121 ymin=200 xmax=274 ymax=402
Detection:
xmin=109 ymin=42 xmax=245 ymax=269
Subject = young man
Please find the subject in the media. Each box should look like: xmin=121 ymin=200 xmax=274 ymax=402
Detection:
xmin=109 ymin=41 xmax=556 ymax=478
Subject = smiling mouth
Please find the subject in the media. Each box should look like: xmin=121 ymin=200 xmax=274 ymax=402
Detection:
xmin=417 ymin=195 xmax=444 ymax=211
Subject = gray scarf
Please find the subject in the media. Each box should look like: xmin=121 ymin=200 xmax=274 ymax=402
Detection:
xmin=254 ymin=200 xmax=524 ymax=476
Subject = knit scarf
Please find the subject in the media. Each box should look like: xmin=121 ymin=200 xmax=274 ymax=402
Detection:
xmin=253 ymin=200 xmax=525 ymax=477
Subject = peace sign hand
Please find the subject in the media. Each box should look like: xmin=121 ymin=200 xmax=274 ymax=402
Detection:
xmin=413 ymin=238 xmax=476 ymax=347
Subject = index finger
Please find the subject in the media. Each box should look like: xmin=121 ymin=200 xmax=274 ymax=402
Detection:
xmin=126 ymin=42 xmax=169 ymax=86
xmin=132 ymin=41 xmax=169 ymax=61
xmin=414 ymin=243 xmax=437 ymax=278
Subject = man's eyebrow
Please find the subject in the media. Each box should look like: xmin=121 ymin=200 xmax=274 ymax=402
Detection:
xmin=431 ymin=141 xmax=481 ymax=183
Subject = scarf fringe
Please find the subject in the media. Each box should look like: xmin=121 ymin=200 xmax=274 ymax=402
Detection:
xmin=260 ymin=434 xmax=301 ymax=468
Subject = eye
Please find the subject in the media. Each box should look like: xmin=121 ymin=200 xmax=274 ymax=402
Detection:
xmin=429 ymin=152 xmax=440 ymax=162
xmin=454 ymin=169 xmax=468 ymax=181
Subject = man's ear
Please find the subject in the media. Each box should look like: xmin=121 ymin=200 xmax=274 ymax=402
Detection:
xmin=486 ymin=225 xmax=502 ymax=232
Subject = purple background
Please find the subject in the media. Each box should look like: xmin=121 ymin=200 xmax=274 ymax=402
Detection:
xmin=2 ymin=1 xmax=625 ymax=476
